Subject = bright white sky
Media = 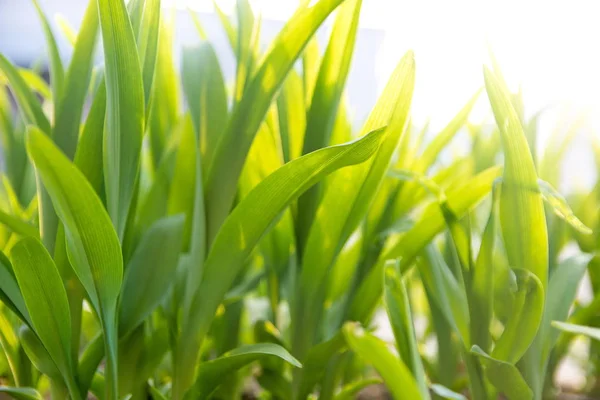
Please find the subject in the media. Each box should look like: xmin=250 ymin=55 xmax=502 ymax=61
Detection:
xmin=168 ymin=0 xmax=599 ymax=187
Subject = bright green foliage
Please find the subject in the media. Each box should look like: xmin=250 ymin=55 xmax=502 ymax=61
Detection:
xmin=0 ymin=1 xmax=595 ymax=399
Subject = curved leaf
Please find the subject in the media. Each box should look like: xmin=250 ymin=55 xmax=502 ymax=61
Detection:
xmin=184 ymin=343 xmax=301 ymax=400
xmin=0 ymin=387 xmax=43 ymax=400
xmin=343 ymin=322 xmax=423 ymax=400
xmin=9 ymin=238 xmax=73 ymax=384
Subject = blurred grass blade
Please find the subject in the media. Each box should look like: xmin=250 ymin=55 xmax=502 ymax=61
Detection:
xmin=383 ymin=261 xmax=429 ymax=398
xmin=19 ymin=324 xmax=63 ymax=383
xmin=119 ymin=214 xmax=184 ymax=336
xmin=31 ymin=0 xmax=64 ymax=112
xmin=176 ymin=128 xmax=385 ymax=398
xmin=74 ymin=80 xmax=106 ymax=196
xmin=55 ymin=14 xmax=77 ymax=45
xmin=213 ymin=0 xmax=236 ymax=51
xmin=97 ymin=0 xmax=145 ymax=239
xmin=0 ymin=209 xmax=38 ymax=238
xmin=0 ymin=55 xmax=51 ymax=134
xmin=471 ymin=345 xmax=533 ymax=400
xmin=26 ymin=127 xmax=123 ymax=399
xmin=538 ymin=179 xmax=592 ymax=234
xmin=181 ymin=42 xmax=228 ymax=170
xmin=470 ymin=187 xmax=499 ymax=351
xmin=551 ymin=321 xmax=600 ymax=341
xmin=204 ymin=0 xmax=346 ymax=241
xmin=53 ymin=0 xmax=99 ymax=159
xmin=296 ymin=333 xmax=346 ymax=400
xmin=277 ymin=70 xmax=306 ymax=162
xmin=333 ymin=379 xmax=383 ymax=400
xmin=184 ymin=343 xmax=301 ymax=400
xmin=430 ymin=384 xmax=467 ymax=400
xmin=0 ymin=253 xmax=31 ymax=326
xmin=137 ymin=0 xmax=161 ymax=108
xmin=9 ymin=237 xmax=76 ymax=392
xmin=187 ymin=8 xmax=207 ymax=39
xmin=343 ymin=322 xmax=424 ymax=400
xmin=0 ymin=387 xmax=43 ymax=400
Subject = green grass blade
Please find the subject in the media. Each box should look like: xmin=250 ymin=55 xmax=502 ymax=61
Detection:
xmin=137 ymin=0 xmax=161 ymax=108
xmin=74 ymin=80 xmax=106 ymax=196
xmin=184 ymin=343 xmax=301 ymax=400
xmin=187 ymin=8 xmax=207 ymax=39
xmin=26 ymin=127 xmax=123 ymax=400
xmin=383 ymin=261 xmax=429 ymax=399
xmin=470 ymin=188 xmax=499 ymax=351
xmin=0 ymin=253 xmax=31 ymax=326
xmin=213 ymin=0 xmax=236 ymax=51
xmin=97 ymin=0 xmax=145 ymax=239
xmin=551 ymin=321 xmax=600 ymax=341
xmin=55 ymin=14 xmax=77 ymax=46
xmin=204 ymin=0 xmax=346 ymax=241
xmin=538 ymin=179 xmax=592 ymax=234
xmin=0 ymin=55 xmax=51 ymax=134
xmin=181 ymin=42 xmax=228 ymax=170
xmin=343 ymin=322 xmax=424 ymax=400
xmin=19 ymin=324 xmax=63 ymax=383
xmin=484 ymin=66 xmax=548 ymax=287
xmin=175 ymin=128 xmax=385 ymax=398
xmin=9 ymin=238 xmax=75 ymax=390
xmin=0 ymin=387 xmax=43 ymax=400
xmin=119 ymin=214 xmax=184 ymax=336
xmin=471 ymin=345 xmax=533 ymax=400
xmin=491 ymin=269 xmax=543 ymax=364
xmin=31 ymin=0 xmax=65 ymax=113
xmin=296 ymin=0 xmax=362 ymax=246
xmin=0 ymin=209 xmax=38 ymax=238
xmin=277 ymin=70 xmax=306 ymax=162
xmin=53 ymin=0 xmax=99 ymax=159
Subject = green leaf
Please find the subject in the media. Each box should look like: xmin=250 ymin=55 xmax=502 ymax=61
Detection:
xmin=333 ymin=378 xmax=383 ymax=400
xmin=204 ymin=0 xmax=346 ymax=241
xmin=97 ymin=0 xmax=146 ymax=239
xmin=26 ymin=127 xmax=123 ymax=399
xmin=31 ymin=0 xmax=65 ymax=112
xmin=0 ymin=387 xmax=43 ymax=400
xmin=18 ymin=325 xmax=62 ymax=383
xmin=187 ymin=8 xmax=207 ymax=39
xmin=349 ymin=166 xmax=501 ymax=323
xmin=0 ymin=253 xmax=30 ymax=326
xmin=538 ymin=179 xmax=592 ymax=235
xmin=484 ymin=66 xmax=548 ymax=287
xmin=53 ymin=0 xmax=99 ymax=159
xmin=277 ymin=70 xmax=306 ymax=162
xmin=296 ymin=333 xmax=347 ymax=400
xmin=383 ymin=261 xmax=429 ymax=398
xmin=55 ymin=14 xmax=77 ymax=46
xmin=9 ymin=238 xmax=74 ymax=386
xmin=430 ymin=384 xmax=467 ymax=400
xmin=213 ymin=0 xmax=236 ymax=51
xmin=119 ymin=214 xmax=184 ymax=336
xmin=470 ymin=187 xmax=499 ymax=351
xmin=175 ymin=127 xmax=385 ymax=398
xmin=551 ymin=321 xmax=600 ymax=341
xmin=137 ymin=0 xmax=161 ymax=108
xmin=184 ymin=343 xmax=301 ymax=400
xmin=491 ymin=269 xmax=544 ymax=364
xmin=181 ymin=42 xmax=228 ymax=170
xmin=471 ymin=345 xmax=533 ymax=400
xmin=0 ymin=209 xmax=38 ymax=238
xmin=0 ymin=55 xmax=51 ymax=134
xmin=343 ymin=322 xmax=423 ymax=400
xmin=74 ymin=80 xmax=106 ymax=196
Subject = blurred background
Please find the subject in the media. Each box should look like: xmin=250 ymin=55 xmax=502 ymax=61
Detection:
xmin=1 ymin=0 xmax=599 ymax=190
